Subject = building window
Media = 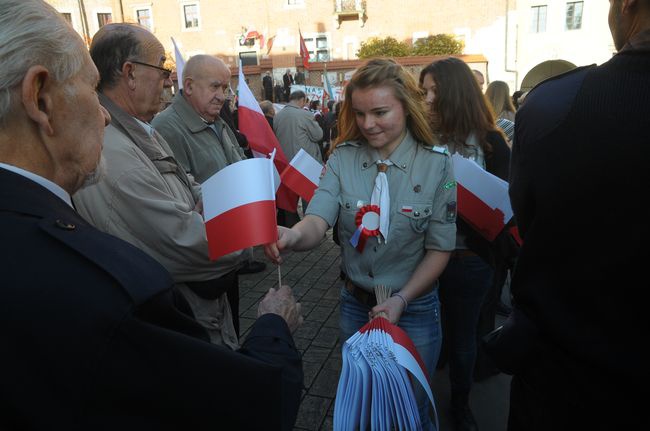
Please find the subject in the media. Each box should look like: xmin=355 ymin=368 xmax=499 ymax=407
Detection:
xmin=303 ymin=34 xmax=330 ymax=62
xmin=61 ymin=12 xmax=73 ymax=25
xmin=566 ymin=1 xmax=583 ymax=30
xmin=182 ymin=3 xmax=200 ymax=30
xmin=136 ymin=8 xmax=152 ymax=31
xmin=97 ymin=12 xmax=112 ymax=28
xmin=530 ymin=5 xmax=547 ymax=33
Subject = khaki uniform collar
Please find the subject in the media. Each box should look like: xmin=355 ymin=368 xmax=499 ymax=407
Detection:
xmin=360 ymin=130 xmax=416 ymax=173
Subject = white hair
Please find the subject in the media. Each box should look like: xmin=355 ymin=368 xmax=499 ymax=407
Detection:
xmin=0 ymin=0 xmax=86 ymax=125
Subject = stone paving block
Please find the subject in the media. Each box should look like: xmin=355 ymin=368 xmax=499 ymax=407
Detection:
xmin=294 ymin=320 xmax=320 ymax=340
xmin=319 ymin=415 xmax=334 ymax=431
xmin=293 ymin=336 xmax=312 ymax=351
xmin=298 ymin=301 xmax=316 ymax=316
xmin=294 ymin=395 xmax=331 ymax=431
xmin=311 ymin=326 xmax=339 ymax=349
xmin=323 ymin=356 xmax=342 ymax=371
xmin=239 ymin=317 xmax=255 ymax=335
xmin=302 ymin=288 xmax=327 ymax=303
xmin=309 ymin=368 xmax=340 ymax=398
xmin=307 ymin=306 xmax=333 ymax=322
xmin=302 ymin=345 xmax=330 ymax=366
xmin=302 ymin=359 xmax=321 ymax=388
xmin=241 ymin=306 xmax=258 ymax=319
xmin=323 ymin=311 xmax=340 ymax=329
xmin=323 ymin=287 xmax=342 ymax=300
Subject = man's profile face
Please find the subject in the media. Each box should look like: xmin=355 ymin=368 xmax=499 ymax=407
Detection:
xmin=132 ymin=34 xmax=173 ymax=122
xmin=186 ymin=60 xmax=231 ymax=123
xmin=56 ymin=54 xmax=110 ymax=192
xmin=608 ymin=0 xmax=626 ymax=51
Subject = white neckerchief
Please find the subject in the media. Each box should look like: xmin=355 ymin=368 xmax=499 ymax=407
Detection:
xmin=370 ymin=159 xmax=393 ymax=242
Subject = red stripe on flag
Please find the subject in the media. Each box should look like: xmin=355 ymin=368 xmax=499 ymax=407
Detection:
xmin=281 ymin=164 xmax=318 ymax=201
xmin=299 ymin=30 xmax=310 ymax=70
xmin=205 ymin=200 xmax=278 ymax=260
xmin=237 ymin=106 xmax=298 ymax=212
xmin=457 ymin=184 xmax=505 ymax=241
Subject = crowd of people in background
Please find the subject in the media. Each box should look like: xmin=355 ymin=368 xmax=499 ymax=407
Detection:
xmin=2 ymin=0 xmax=649 ymax=430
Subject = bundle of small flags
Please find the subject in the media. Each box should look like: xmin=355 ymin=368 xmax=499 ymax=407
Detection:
xmin=333 ymin=285 xmax=438 ymax=430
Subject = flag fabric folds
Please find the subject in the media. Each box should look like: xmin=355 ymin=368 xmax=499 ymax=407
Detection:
xmin=451 ymin=153 xmax=513 ymax=241
xmin=299 ymin=29 xmax=310 ymax=70
xmin=171 ymin=37 xmax=185 ymax=90
xmin=280 ymin=148 xmax=323 ymax=201
xmin=323 ymin=70 xmax=335 ymax=101
xmin=201 ymin=157 xmax=278 ymax=260
xmin=237 ymin=61 xmax=299 ymax=212
xmin=333 ymin=316 xmax=438 ymax=430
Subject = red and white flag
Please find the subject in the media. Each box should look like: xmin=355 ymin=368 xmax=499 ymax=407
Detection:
xmin=299 ymin=29 xmax=310 ymax=70
xmin=202 ymin=157 xmax=278 ymax=260
xmin=237 ymin=61 xmax=299 ymax=212
xmin=281 ymin=148 xmax=323 ymax=201
xmin=451 ymin=153 xmax=513 ymax=241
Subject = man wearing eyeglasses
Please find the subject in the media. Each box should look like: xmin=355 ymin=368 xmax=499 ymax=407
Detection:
xmin=74 ymin=23 xmax=251 ymax=350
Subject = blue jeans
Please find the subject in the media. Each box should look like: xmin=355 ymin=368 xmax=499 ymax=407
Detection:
xmin=339 ymin=285 xmax=442 ymax=431
xmin=439 ymin=255 xmax=493 ymax=396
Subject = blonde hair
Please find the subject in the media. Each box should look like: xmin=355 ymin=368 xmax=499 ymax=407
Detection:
xmin=333 ymin=58 xmax=435 ymax=150
xmin=485 ymin=80 xmax=515 ymax=119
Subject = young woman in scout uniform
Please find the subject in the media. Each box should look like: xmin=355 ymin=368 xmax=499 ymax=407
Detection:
xmin=265 ymin=58 xmax=457 ymax=430
xmin=420 ymin=57 xmax=511 ymax=431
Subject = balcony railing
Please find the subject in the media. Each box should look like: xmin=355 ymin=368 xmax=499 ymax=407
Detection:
xmin=333 ymin=0 xmax=366 ymax=28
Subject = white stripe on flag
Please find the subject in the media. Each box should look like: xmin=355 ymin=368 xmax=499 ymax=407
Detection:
xmin=202 ymin=158 xmax=275 ymax=221
xmin=290 ymin=148 xmax=322 ymax=185
xmin=451 ymin=153 xmax=513 ymax=223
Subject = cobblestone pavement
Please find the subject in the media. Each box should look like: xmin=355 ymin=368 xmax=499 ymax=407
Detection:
xmin=240 ymin=232 xmax=511 ymax=431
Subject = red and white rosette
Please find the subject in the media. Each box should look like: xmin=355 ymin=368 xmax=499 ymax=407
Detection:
xmin=349 ymin=204 xmax=381 ymax=252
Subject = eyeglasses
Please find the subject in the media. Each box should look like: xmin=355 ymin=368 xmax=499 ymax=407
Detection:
xmin=130 ymin=60 xmax=172 ymax=80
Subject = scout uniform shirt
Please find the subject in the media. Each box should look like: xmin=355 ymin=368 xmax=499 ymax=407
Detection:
xmin=306 ymin=131 xmax=457 ymax=292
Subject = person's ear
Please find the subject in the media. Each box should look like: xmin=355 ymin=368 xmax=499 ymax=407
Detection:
xmin=123 ymin=61 xmax=137 ymax=90
xmin=21 ymin=65 xmax=55 ymax=136
xmin=183 ymin=78 xmax=193 ymax=95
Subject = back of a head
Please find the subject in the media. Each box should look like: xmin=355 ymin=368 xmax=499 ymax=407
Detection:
xmin=336 ymin=58 xmax=434 ymax=147
xmin=90 ymin=23 xmax=147 ymax=92
xmin=0 ymin=0 xmax=86 ymax=126
xmin=289 ymin=90 xmax=306 ymax=102
xmin=420 ymin=57 xmax=495 ymax=140
xmin=259 ymin=100 xmax=274 ymax=116
xmin=485 ymin=80 xmax=515 ymax=117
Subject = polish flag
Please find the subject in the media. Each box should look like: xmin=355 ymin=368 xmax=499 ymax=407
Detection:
xmin=281 ymin=148 xmax=323 ymax=201
xmin=451 ymin=153 xmax=513 ymax=241
xmin=171 ymin=37 xmax=185 ymax=89
xmin=299 ymin=29 xmax=310 ymax=70
xmin=202 ymin=157 xmax=278 ymax=260
xmin=237 ymin=61 xmax=299 ymax=212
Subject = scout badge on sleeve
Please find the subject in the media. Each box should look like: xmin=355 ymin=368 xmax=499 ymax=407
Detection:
xmin=349 ymin=204 xmax=381 ymax=252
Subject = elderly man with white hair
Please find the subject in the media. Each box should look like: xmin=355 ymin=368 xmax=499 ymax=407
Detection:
xmin=0 ymin=1 xmax=302 ymax=428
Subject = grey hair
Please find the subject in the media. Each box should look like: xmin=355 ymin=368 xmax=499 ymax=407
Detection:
xmin=0 ymin=0 xmax=86 ymax=125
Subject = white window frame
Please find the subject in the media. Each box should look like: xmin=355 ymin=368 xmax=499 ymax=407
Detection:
xmin=285 ymin=0 xmax=306 ymax=10
xmin=92 ymin=7 xmax=113 ymax=34
xmin=530 ymin=5 xmax=548 ymax=33
xmin=133 ymin=5 xmax=154 ymax=31
xmin=181 ymin=2 xmax=201 ymax=32
xmin=303 ymin=32 xmax=331 ymax=63
xmin=565 ymin=1 xmax=584 ymax=31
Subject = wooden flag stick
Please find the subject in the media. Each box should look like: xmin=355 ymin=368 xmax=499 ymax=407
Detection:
xmin=277 ymin=264 xmax=282 ymax=288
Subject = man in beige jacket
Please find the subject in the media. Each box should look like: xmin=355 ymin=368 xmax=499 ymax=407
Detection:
xmin=73 ymin=23 xmax=239 ymax=348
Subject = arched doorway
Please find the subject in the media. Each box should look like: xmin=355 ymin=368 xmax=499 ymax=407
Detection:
xmin=520 ymin=60 xmax=577 ymax=92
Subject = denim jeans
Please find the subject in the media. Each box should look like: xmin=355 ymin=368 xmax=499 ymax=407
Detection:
xmin=339 ymin=284 xmax=442 ymax=431
xmin=439 ymin=255 xmax=494 ymax=396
